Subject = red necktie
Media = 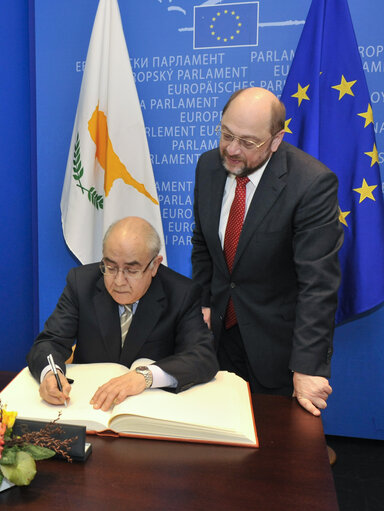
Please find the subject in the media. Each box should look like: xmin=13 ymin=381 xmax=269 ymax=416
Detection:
xmin=223 ymin=176 xmax=249 ymax=329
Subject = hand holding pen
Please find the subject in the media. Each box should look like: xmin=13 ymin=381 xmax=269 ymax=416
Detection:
xmin=42 ymin=354 xmax=71 ymax=407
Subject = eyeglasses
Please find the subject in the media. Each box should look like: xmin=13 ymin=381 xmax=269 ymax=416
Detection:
xmin=99 ymin=256 xmax=156 ymax=280
xmin=216 ymin=125 xmax=272 ymax=150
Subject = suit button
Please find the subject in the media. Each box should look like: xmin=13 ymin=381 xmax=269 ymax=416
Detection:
xmin=230 ymin=282 xmax=236 ymax=288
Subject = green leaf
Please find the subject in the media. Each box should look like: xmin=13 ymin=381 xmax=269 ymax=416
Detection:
xmin=87 ymin=187 xmax=104 ymax=210
xmin=21 ymin=444 xmax=55 ymax=460
xmin=73 ymin=170 xmax=84 ymax=180
xmin=0 ymin=471 xmax=3 ymax=485
xmin=4 ymin=430 xmax=13 ymax=442
xmin=72 ymin=133 xmax=103 ymax=209
xmin=73 ymin=162 xmax=82 ymax=174
xmin=0 ymin=451 xmax=36 ymax=486
xmin=0 ymin=446 xmax=19 ymax=465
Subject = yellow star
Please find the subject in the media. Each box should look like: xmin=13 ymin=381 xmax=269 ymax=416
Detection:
xmin=358 ymin=104 xmax=374 ymax=128
xmin=353 ymin=179 xmax=377 ymax=203
xmin=364 ymin=143 xmax=379 ymax=167
xmin=284 ymin=118 xmax=292 ymax=134
xmin=339 ymin=208 xmax=351 ymax=227
xmin=291 ymin=83 xmax=310 ymax=106
xmin=331 ymin=75 xmax=357 ymax=100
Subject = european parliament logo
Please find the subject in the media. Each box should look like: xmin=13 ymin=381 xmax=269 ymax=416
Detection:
xmin=193 ymin=2 xmax=259 ymax=50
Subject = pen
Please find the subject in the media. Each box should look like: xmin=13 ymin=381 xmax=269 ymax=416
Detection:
xmin=47 ymin=354 xmax=67 ymax=407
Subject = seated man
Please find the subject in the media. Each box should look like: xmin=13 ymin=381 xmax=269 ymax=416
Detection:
xmin=27 ymin=216 xmax=219 ymax=411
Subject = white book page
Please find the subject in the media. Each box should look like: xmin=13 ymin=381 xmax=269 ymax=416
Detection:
xmin=112 ymin=371 xmax=256 ymax=442
xmin=0 ymin=364 xmax=127 ymax=430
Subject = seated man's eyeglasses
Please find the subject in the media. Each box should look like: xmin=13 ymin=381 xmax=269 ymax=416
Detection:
xmin=216 ymin=124 xmax=272 ymax=150
xmin=99 ymin=256 xmax=156 ymax=280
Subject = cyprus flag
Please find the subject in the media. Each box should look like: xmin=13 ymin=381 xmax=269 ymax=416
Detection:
xmin=61 ymin=0 xmax=166 ymax=263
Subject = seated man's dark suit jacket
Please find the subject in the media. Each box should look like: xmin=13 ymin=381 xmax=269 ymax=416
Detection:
xmin=192 ymin=142 xmax=344 ymax=390
xmin=27 ymin=264 xmax=219 ymax=392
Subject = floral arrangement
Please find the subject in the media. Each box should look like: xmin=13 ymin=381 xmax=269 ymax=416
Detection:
xmin=0 ymin=400 xmax=75 ymax=487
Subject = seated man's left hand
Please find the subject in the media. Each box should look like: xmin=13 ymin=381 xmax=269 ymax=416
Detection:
xmin=90 ymin=371 xmax=147 ymax=411
xmin=293 ymin=372 xmax=332 ymax=416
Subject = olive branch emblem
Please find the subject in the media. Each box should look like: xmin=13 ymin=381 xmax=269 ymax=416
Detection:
xmin=72 ymin=133 xmax=104 ymax=210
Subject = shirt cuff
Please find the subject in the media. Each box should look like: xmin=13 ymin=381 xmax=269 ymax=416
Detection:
xmin=149 ymin=364 xmax=177 ymax=388
xmin=40 ymin=364 xmax=63 ymax=383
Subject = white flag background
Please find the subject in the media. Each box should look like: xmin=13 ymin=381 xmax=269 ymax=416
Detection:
xmin=61 ymin=0 xmax=166 ymax=264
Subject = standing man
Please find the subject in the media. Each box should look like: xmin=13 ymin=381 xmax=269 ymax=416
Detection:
xmin=192 ymin=87 xmax=343 ymax=415
xmin=28 ymin=217 xmax=218 ymax=411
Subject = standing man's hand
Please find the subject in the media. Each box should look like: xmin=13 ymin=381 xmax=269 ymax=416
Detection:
xmin=202 ymin=307 xmax=211 ymax=329
xmin=293 ymin=372 xmax=332 ymax=416
xmin=39 ymin=371 xmax=71 ymax=406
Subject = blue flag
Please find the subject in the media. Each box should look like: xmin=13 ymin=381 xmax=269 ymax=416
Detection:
xmin=281 ymin=0 xmax=384 ymax=324
xmin=194 ymin=2 xmax=259 ymax=50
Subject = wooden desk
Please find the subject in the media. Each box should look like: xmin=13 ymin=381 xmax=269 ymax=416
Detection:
xmin=0 ymin=371 xmax=338 ymax=511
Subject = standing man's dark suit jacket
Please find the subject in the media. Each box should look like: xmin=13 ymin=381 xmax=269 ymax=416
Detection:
xmin=27 ymin=264 xmax=218 ymax=392
xmin=192 ymin=142 xmax=344 ymax=389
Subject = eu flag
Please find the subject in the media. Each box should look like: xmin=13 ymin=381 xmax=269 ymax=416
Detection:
xmin=194 ymin=2 xmax=259 ymax=50
xmin=281 ymin=0 xmax=384 ymax=324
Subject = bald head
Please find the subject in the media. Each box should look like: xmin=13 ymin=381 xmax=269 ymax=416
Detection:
xmin=222 ymin=87 xmax=285 ymax=136
xmin=102 ymin=217 xmax=163 ymax=305
xmin=103 ymin=217 xmax=161 ymax=259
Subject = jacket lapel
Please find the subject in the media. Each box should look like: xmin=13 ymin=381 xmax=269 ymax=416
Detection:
xmin=233 ymin=146 xmax=288 ymax=269
xmin=208 ymin=161 xmax=230 ymax=275
xmin=119 ymin=272 xmax=166 ymax=365
xmin=93 ymin=276 xmax=122 ymax=361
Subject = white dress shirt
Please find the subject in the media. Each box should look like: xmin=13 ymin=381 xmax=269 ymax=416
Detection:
xmin=218 ymin=159 xmax=270 ymax=247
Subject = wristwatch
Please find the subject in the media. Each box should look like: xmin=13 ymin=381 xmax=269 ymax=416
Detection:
xmin=135 ymin=366 xmax=153 ymax=389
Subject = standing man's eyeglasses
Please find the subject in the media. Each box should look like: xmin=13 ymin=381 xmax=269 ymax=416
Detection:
xmin=216 ymin=125 xmax=273 ymax=150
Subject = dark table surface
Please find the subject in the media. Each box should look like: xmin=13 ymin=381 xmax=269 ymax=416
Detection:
xmin=0 ymin=370 xmax=338 ymax=511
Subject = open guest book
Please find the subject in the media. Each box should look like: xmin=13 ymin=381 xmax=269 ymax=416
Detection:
xmin=0 ymin=361 xmax=258 ymax=448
